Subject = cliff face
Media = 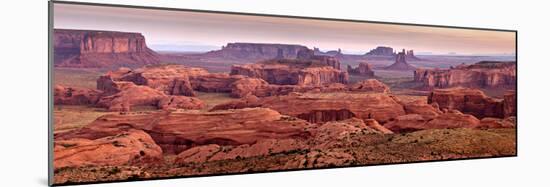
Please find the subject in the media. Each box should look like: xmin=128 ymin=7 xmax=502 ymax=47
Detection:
xmin=54 ymin=29 xmax=160 ymax=68
xmin=365 ymin=46 xmax=395 ymax=56
xmin=205 ymin=42 xmax=309 ymax=60
xmin=428 ymin=88 xmax=506 ymax=119
xmin=414 ymin=61 xmax=516 ymax=88
xmin=230 ymin=57 xmax=348 ymax=86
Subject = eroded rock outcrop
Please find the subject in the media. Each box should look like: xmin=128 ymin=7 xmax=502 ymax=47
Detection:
xmin=54 ymin=29 xmax=160 ymax=68
xmin=414 ymin=61 xmax=516 ymax=88
xmin=503 ymin=90 xmax=517 ymax=117
xmin=230 ymin=60 xmax=348 ymax=86
xmin=97 ymin=65 xmax=246 ymax=95
xmin=189 ymin=73 xmax=245 ymax=92
xmin=96 ymin=84 xmax=204 ymax=112
xmin=212 ymin=92 xmax=406 ymax=124
xmin=204 ymin=43 xmax=309 ymax=60
xmin=55 ymin=108 xmax=312 ymax=154
xmin=384 ymin=49 xmax=416 ymax=71
xmin=347 ymin=62 xmax=374 ymax=77
xmin=53 ymin=129 xmax=163 ymax=170
xmin=349 ymin=79 xmax=390 ymax=93
xmin=428 ymin=87 xmax=505 ymax=118
xmin=54 ymin=85 xmax=103 ymax=105
xmin=383 ymin=110 xmax=480 ymax=133
xmin=478 ymin=117 xmax=516 ymax=129
xmin=97 ymin=65 xmax=208 ymax=96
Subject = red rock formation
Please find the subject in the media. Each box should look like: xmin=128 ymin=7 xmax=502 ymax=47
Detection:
xmin=96 ymin=84 xmax=204 ymax=111
xmin=349 ymin=79 xmax=390 ymax=93
xmin=54 ymin=85 xmax=103 ymax=105
xmin=363 ymin=119 xmax=394 ymax=134
xmin=157 ymin=96 xmax=206 ymax=111
xmin=383 ymin=114 xmax=429 ymax=133
xmin=414 ymin=61 xmax=516 ymax=88
xmin=53 ymin=129 xmax=163 ymax=169
xmin=384 ymin=110 xmax=480 ymax=133
xmin=365 ymin=46 xmax=395 ymax=56
xmin=503 ymin=90 xmax=517 ymax=117
xmin=204 ymin=43 xmax=309 ymax=60
xmin=401 ymin=99 xmax=442 ymax=120
xmin=310 ymin=55 xmax=341 ymax=70
xmin=230 ymin=61 xmax=348 ymax=86
xmin=311 ymin=118 xmax=381 ymax=143
xmin=425 ymin=110 xmax=480 ymax=129
xmin=54 ymin=29 xmax=160 ymax=68
xmin=428 ymin=87 xmax=504 ymax=118
xmin=98 ymin=65 xmax=207 ymax=96
xmin=230 ymin=77 xmax=389 ymax=98
xmin=207 ymin=139 xmax=306 ymax=162
xmin=212 ymin=92 xmax=406 ymax=124
xmin=347 ymin=62 xmax=375 ymax=77
xmin=229 ymin=78 xmax=270 ymax=98
xmin=384 ymin=49 xmax=416 ymax=71
xmin=477 ymin=117 xmax=515 ymax=129
xmin=189 ymin=73 xmax=245 ymax=92
xmin=97 ymin=65 xmax=247 ymax=95
xmin=55 ymin=108 xmax=312 ymax=154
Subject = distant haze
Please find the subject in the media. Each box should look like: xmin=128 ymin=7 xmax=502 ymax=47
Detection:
xmin=54 ymin=3 xmax=516 ymax=55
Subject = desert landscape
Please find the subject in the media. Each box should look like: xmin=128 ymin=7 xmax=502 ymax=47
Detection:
xmin=52 ymin=4 xmax=516 ymax=185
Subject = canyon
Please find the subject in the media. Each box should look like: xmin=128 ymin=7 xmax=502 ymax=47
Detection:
xmin=52 ymin=29 xmax=517 ymax=185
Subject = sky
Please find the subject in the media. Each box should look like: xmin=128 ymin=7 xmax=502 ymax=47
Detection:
xmin=54 ymin=3 xmax=516 ymax=55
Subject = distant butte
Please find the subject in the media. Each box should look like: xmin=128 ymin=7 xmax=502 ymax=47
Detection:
xmin=54 ymin=29 xmax=160 ymax=68
xmin=384 ymin=49 xmax=417 ymax=71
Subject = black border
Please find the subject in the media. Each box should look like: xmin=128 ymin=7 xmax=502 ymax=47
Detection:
xmin=48 ymin=0 xmax=518 ymax=186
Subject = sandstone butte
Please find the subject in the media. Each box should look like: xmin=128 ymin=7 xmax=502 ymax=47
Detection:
xmin=347 ymin=62 xmax=375 ymax=77
xmin=204 ymin=42 xmax=310 ymax=60
xmin=414 ymin=61 xmax=516 ymax=88
xmin=384 ymin=49 xmax=417 ymax=71
xmin=428 ymin=87 xmax=516 ymax=119
xmin=54 ymin=29 xmax=160 ymax=68
xmin=229 ymin=49 xmax=349 ymax=86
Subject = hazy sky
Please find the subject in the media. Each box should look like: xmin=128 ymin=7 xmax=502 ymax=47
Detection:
xmin=54 ymin=3 xmax=515 ymax=55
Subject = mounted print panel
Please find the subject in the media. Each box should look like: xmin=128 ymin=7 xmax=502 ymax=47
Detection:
xmin=49 ymin=1 xmax=517 ymax=186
